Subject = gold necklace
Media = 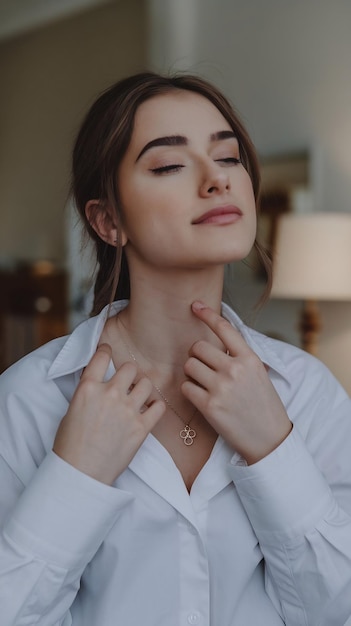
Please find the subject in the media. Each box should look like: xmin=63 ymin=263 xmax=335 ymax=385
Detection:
xmin=117 ymin=318 xmax=197 ymax=446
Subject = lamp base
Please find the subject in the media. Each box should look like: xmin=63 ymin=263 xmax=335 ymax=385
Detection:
xmin=299 ymin=299 xmax=322 ymax=355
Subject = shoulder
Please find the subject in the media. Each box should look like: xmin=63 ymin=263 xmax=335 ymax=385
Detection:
xmin=0 ymin=306 xmax=117 ymax=483
xmin=223 ymin=304 xmax=350 ymax=412
xmin=0 ymin=335 xmax=68 ymax=392
xmin=246 ymin=325 xmax=351 ymax=444
xmin=0 ymin=336 xmax=73 ymax=482
xmin=250 ymin=323 xmax=346 ymax=394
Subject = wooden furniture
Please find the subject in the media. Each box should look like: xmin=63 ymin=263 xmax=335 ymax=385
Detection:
xmin=0 ymin=265 xmax=68 ymax=373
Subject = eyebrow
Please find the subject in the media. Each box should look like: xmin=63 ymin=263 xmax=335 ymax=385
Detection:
xmin=136 ymin=136 xmax=187 ymax=161
xmin=135 ymin=130 xmax=237 ymax=161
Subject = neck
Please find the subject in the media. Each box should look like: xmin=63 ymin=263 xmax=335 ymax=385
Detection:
xmin=117 ymin=265 xmax=226 ymax=369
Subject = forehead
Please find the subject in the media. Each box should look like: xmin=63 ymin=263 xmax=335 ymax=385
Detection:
xmin=130 ymin=90 xmax=232 ymax=149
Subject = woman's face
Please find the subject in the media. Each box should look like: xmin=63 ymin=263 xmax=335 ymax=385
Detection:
xmin=117 ymin=90 xmax=257 ymax=272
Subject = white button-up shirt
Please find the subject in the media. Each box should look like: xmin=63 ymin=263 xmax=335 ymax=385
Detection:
xmin=1 ymin=301 xmax=351 ymax=626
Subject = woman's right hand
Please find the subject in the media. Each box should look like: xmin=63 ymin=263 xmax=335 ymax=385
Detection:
xmin=53 ymin=344 xmax=165 ymax=485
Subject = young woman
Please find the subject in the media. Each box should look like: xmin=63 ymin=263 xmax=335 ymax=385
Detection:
xmin=1 ymin=72 xmax=351 ymax=626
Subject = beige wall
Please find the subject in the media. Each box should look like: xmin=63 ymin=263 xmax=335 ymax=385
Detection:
xmin=0 ymin=0 xmax=147 ymax=266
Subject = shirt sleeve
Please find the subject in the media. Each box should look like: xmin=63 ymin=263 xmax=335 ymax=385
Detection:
xmin=0 ymin=451 xmax=134 ymax=626
xmin=229 ymin=398 xmax=351 ymax=626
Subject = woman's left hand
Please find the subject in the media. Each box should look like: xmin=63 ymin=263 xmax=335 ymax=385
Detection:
xmin=181 ymin=301 xmax=292 ymax=464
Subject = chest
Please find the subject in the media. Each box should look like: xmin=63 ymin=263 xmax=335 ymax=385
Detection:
xmin=150 ymin=408 xmax=219 ymax=491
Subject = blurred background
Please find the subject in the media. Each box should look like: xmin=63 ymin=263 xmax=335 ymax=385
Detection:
xmin=1 ymin=0 xmax=351 ymax=396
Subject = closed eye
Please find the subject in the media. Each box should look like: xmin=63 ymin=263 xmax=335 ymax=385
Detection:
xmin=150 ymin=164 xmax=185 ymax=175
xmin=215 ymin=157 xmax=241 ymax=166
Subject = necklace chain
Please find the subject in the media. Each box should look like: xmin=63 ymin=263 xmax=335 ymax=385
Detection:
xmin=117 ymin=318 xmax=197 ymax=445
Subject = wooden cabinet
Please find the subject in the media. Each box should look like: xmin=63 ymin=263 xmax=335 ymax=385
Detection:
xmin=0 ymin=267 xmax=68 ymax=373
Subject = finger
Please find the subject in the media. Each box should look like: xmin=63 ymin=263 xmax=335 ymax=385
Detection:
xmin=188 ymin=339 xmax=227 ymax=371
xmin=184 ymin=356 xmax=215 ymax=391
xmin=109 ymin=361 xmax=138 ymax=392
xmin=81 ymin=343 xmax=113 ymax=382
xmin=181 ymin=379 xmax=208 ymax=412
xmin=189 ymin=324 xmax=270 ymax=375
xmin=129 ymin=376 xmax=153 ymax=407
xmin=140 ymin=399 xmax=166 ymax=431
xmin=191 ymin=301 xmax=251 ymax=357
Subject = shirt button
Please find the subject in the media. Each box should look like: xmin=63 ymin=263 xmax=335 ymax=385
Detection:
xmin=187 ymin=612 xmax=200 ymax=624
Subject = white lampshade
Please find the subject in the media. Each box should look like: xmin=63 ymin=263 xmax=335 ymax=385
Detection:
xmin=271 ymin=212 xmax=351 ymax=301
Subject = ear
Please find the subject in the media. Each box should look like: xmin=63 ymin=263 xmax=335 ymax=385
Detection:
xmin=85 ymin=200 xmax=128 ymax=247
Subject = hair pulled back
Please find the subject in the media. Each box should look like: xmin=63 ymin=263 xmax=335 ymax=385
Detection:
xmin=71 ymin=71 xmax=271 ymax=315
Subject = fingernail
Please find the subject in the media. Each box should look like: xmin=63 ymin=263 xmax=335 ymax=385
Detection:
xmin=192 ymin=301 xmax=206 ymax=311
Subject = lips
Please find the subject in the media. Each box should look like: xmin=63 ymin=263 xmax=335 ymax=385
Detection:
xmin=192 ymin=205 xmax=242 ymax=225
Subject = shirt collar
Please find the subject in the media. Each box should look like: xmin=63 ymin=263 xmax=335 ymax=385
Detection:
xmin=221 ymin=302 xmax=291 ymax=383
xmin=48 ymin=300 xmax=290 ymax=384
xmin=47 ymin=300 xmax=129 ymax=380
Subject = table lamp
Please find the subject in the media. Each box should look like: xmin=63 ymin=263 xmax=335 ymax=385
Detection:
xmin=271 ymin=212 xmax=351 ymax=355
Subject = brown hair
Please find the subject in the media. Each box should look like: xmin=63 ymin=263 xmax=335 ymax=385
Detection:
xmin=71 ymin=71 xmax=271 ymax=315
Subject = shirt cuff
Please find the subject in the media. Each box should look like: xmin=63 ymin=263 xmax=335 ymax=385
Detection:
xmin=228 ymin=426 xmax=334 ymax=543
xmin=4 ymin=451 xmax=134 ymax=569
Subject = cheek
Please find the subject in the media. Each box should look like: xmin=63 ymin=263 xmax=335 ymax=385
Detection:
xmin=117 ymin=181 xmax=148 ymax=231
xmin=241 ymin=176 xmax=257 ymax=243
xmin=242 ymin=176 xmax=257 ymax=219
xmin=241 ymin=171 xmax=256 ymax=201
xmin=120 ymin=178 xmax=181 ymax=227
xmin=118 ymin=186 xmax=177 ymax=250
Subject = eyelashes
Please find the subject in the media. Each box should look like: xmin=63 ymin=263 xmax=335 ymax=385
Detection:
xmin=217 ymin=157 xmax=241 ymax=165
xmin=150 ymin=157 xmax=241 ymax=175
xmin=150 ymin=164 xmax=185 ymax=175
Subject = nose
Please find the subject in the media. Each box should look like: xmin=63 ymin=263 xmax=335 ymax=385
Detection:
xmin=199 ymin=161 xmax=230 ymax=197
